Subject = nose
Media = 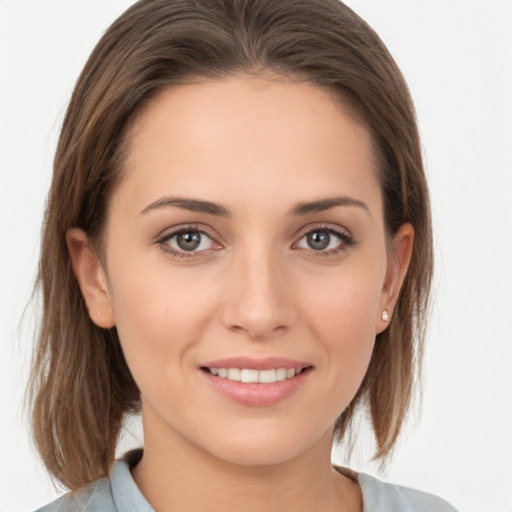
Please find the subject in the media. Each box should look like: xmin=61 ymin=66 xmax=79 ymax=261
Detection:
xmin=221 ymin=247 xmax=298 ymax=340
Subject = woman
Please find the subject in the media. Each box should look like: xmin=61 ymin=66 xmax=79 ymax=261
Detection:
xmin=29 ymin=0 xmax=457 ymax=510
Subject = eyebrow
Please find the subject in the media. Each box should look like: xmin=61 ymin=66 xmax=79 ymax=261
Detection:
xmin=289 ymin=196 xmax=370 ymax=216
xmin=140 ymin=197 xmax=230 ymax=217
xmin=140 ymin=195 xmax=369 ymax=217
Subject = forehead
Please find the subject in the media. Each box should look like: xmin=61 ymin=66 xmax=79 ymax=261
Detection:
xmin=113 ymin=75 xmax=382 ymax=217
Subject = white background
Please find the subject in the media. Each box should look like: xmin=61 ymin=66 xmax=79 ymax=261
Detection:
xmin=1 ymin=1 xmax=511 ymax=511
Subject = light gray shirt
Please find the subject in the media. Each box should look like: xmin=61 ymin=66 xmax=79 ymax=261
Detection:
xmin=36 ymin=450 xmax=458 ymax=512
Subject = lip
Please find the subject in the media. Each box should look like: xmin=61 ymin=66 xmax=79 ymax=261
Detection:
xmin=201 ymin=356 xmax=311 ymax=371
xmin=200 ymin=357 xmax=313 ymax=406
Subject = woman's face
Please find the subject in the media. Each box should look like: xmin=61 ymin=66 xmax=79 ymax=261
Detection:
xmin=76 ymin=76 xmax=410 ymax=466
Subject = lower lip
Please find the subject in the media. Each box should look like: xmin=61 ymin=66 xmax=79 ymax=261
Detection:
xmin=201 ymin=368 xmax=312 ymax=406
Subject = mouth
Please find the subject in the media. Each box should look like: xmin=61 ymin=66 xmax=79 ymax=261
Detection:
xmin=201 ymin=366 xmax=311 ymax=383
xmin=199 ymin=358 xmax=313 ymax=406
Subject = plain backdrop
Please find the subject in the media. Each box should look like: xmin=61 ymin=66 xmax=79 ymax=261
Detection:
xmin=1 ymin=1 xmax=511 ymax=511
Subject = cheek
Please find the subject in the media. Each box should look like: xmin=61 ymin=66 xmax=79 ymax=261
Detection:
xmin=297 ymin=262 xmax=384 ymax=384
xmin=301 ymin=264 xmax=383 ymax=339
xmin=105 ymin=256 xmax=219 ymax=381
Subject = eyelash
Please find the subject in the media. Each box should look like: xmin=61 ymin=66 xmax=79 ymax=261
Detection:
xmin=156 ymin=225 xmax=218 ymax=259
xmin=294 ymin=225 xmax=355 ymax=258
xmin=155 ymin=224 xmax=355 ymax=259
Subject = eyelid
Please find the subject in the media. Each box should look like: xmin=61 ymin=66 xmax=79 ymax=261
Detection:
xmin=153 ymin=222 xmax=355 ymax=259
xmin=293 ymin=222 xmax=352 ymax=240
xmin=155 ymin=224 xmax=223 ymax=258
xmin=292 ymin=223 xmax=355 ymax=254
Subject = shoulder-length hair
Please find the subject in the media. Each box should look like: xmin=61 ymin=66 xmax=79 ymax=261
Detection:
xmin=29 ymin=0 xmax=433 ymax=491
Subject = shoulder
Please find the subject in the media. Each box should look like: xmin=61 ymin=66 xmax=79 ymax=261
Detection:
xmin=35 ymin=477 xmax=114 ymax=512
xmin=35 ymin=450 xmax=152 ymax=512
xmin=357 ymin=472 xmax=458 ymax=512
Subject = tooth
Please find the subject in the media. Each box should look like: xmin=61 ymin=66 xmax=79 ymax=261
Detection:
xmin=276 ymin=368 xmax=287 ymax=381
xmin=212 ymin=367 xmax=305 ymax=383
xmin=240 ymin=369 xmax=259 ymax=383
xmin=259 ymin=369 xmax=277 ymax=383
xmin=227 ymin=368 xmax=241 ymax=381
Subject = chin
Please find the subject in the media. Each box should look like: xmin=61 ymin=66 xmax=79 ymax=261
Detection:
xmin=197 ymin=423 xmax=331 ymax=467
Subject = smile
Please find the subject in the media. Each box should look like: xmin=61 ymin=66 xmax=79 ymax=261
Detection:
xmin=204 ymin=367 xmax=306 ymax=383
xmin=200 ymin=358 xmax=313 ymax=406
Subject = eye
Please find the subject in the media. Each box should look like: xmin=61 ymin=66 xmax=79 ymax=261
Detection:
xmin=295 ymin=227 xmax=353 ymax=253
xmin=159 ymin=227 xmax=218 ymax=256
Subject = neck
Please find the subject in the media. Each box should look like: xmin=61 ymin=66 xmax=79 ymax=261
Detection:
xmin=131 ymin=409 xmax=362 ymax=512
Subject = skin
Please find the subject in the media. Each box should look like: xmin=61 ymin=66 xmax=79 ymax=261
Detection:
xmin=67 ymin=75 xmax=413 ymax=512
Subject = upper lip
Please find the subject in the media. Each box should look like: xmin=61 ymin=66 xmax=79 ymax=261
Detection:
xmin=201 ymin=357 xmax=312 ymax=371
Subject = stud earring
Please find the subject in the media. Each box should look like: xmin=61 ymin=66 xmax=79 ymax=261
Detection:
xmin=382 ymin=309 xmax=389 ymax=322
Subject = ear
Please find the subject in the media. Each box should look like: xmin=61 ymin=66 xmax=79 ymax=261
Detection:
xmin=66 ymin=228 xmax=115 ymax=329
xmin=376 ymin=223 xmax=414 ymax=333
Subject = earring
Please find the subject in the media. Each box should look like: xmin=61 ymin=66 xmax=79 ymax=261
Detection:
xmin=381 ymin=309 xmax=389 ymax=322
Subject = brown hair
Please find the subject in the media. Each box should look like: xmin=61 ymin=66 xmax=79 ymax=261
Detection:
xmin=29 ymin=0 xmax=433 ymax=491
